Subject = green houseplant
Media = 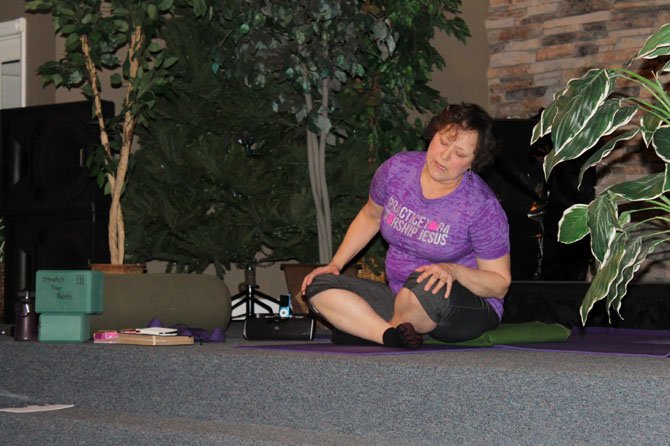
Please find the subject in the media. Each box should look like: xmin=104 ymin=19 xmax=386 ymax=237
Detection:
xmin=123 ymin=11 xmax=316 ymax=275
xmin=125 ymin=1 xmax=470 ymax=277
xmin=213 ymin=0 xmax=470 ymax=264
xmin=532 ymin=24 xmax=670 ymax=324
xmin=25 ymin=0 xmax=208 ymax=266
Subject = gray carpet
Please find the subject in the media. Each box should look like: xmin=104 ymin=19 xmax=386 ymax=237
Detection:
xmin=1 ymin=322 xmax=669 ymax=445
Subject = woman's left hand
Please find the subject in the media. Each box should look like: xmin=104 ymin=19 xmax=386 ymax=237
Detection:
xmin=415 ymin=263 xmax=461 ymax=298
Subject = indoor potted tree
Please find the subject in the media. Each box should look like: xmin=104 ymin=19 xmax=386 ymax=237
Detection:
xmin=25 ymin=0 xmax=208 ymax=269
xmin=532 ymin=23 xmax=670 ymax=324
xmin=209 ymin=1 xmax=471 ymax=303
xmin=212 ymin=0 xmax=470 ymax=265
xmin=125 ymin=0 xmax=470 ymax=280
xmin=122 ymin=1 xmax=470 ymax=315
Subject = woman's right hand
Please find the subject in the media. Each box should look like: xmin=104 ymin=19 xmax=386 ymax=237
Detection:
xmin=300 ymin=263 xmax=341 ymax=295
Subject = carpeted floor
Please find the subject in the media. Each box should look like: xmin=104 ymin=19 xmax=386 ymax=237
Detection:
xmin=1 ymin=321 xmax=669 ymax=445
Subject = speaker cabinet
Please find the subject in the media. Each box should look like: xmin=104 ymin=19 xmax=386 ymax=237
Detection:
xmin=503 ymin=281 xmax=670 ymax=329
xmin=482 ymin=119 xmax=595 ymax=281
xmin=0 ymin=101 xmax=113 ymax=214
xmin=3 ymin=211 xmax=109 ymax=321
xmin=1 ymin=101 xmax=112 ymax=323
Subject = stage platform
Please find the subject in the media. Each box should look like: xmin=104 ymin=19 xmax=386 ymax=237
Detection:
xmin=503 ymin=281 xmax=670 ymax=329
xmin=1 ymin=321 xmax=669 ymax=445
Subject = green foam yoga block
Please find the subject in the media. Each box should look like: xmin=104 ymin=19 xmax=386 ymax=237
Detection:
xmin=39 ymin=314 xmax=91 ymax=343
xmin=35 ymin=270 xmax=104 ymax=314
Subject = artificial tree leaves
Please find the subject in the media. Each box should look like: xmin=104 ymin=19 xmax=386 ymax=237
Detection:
xmin=210 ymin=0 xmax=469 ymax=264
xmin=124 ymin=11 xmax=318 ymax=272
xmin=124 ymin=0 xmax=469 ymax=275
xmin=215 ymin=0 xmax=394 ymax=263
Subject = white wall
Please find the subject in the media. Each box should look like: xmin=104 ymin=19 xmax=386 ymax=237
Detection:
xmin=0 ymin=18 xmax=26 ymax=108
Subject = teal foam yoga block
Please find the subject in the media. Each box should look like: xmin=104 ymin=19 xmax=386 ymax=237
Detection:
xmin=35 ymin=270 xmax=104 ymax=314
xmin=39 ymin=314 xmax=91 ymax=343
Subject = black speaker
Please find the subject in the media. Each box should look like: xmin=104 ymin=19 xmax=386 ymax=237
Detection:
xmin=503 ymin=281 xmax=670 ymax=329
xmin=243 ymin=314 xmax=316 ymax=341
xmin=1 ymin=101 xmax=113 ymax=323
xmin=482 ymin=118 xmax=595 ymax=281
xmin=0 ymin=101 xmax=113 ymax=214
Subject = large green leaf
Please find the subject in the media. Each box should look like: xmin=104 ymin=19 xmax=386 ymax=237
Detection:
xmin=587 ymin=192 xmax=618 ymax=265
xmin=543 ymin=99 xmax=636 ymax=178
xmin=26 ymin=0 xmax=55 ymax=12
xmin=531 ymin=69 xmax=614 ymax=146
xmin=559 ymin=99 xmax=635 ymax=156
xmin=637 ymin=46 xmax=670 ymax=59
xmin=557 ymin=204 xmax=589 ymax=244
xmin=550 ymin=69 xmax=616 ymax=154
xmin=579 ymin=231 xmax=627 ymax=324
xmin=531 ymin=89 xmax=565 ymax=144
xmin=577 ymin=128 xmax=639 ymax=189
xmin=607 ymin=236 xmax=667 ymax=320
xmin=652 ymin=126 xmax=670 ymax=162
xmin=604 ymin=236 xmax=642 ymax=322
xmin=640 ymin=112 xmax=661 ymax=147
xmin=606 ymin=164 xmax=670 ymax=201
xmin=636 ymin=23 xmax=670 ymax=59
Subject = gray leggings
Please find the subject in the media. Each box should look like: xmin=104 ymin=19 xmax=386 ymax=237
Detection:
xmin=305 ymin=272 xmax=500 ymax=342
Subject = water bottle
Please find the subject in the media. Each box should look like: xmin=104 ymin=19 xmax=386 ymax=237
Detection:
xmin=14 ymin=290 xmax=38 ymax=341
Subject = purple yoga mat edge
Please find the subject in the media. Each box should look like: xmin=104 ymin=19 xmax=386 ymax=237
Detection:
xmin=496 ymin=344 xmax=670 ymax=358
xmin=236 ymin=326 xmax=670 ymax=358
xmin=236 ymin=343 xmax=486 ymax=355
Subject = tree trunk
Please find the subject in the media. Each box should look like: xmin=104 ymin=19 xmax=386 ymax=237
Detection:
xmin=305 ymin=78 xmax=333 ymax=264
xmin=84 ymin=26 xmax=144 ymax=265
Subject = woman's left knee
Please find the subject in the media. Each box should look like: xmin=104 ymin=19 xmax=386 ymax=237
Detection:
xmin=304 ymin=274 xmax=346 ymax=302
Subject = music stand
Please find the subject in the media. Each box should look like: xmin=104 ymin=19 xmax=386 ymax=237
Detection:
xmin=230 ymin=263 xmax=280 ymax=320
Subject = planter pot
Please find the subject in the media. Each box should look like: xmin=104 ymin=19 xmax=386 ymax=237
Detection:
xmin=90 ymin=263 xmax=146 ymax=274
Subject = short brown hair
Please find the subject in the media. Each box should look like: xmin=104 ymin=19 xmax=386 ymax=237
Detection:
xmin=424 ymin=103 xmax=497 ymax=172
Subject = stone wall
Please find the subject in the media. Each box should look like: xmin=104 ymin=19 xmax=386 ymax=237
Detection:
xmin=486 ymin=0 xmax=670 ymax=281
xmin=487 ymin=0 xmax=670 ymax=119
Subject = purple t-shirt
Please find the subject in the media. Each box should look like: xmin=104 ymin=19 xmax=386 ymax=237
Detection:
xmin=369 ymin=151 xmax=510 ymax=318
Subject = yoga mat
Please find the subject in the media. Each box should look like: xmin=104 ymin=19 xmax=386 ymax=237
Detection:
xmin=424 ymin=321 xmax=571 ymax=347
xmin=501 ymin=327 xmax=670 ymax=358
xmin=238 ymin=322 xmax=569 ymax=355
xmin=237 ymin=325 xmax=670 ymax=358
xmin=238 ymin=342 xmax=482 ymax=356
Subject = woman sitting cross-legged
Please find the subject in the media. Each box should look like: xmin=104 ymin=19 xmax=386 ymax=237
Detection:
xmin=301 ymin=103 xmax=511 ymax=349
